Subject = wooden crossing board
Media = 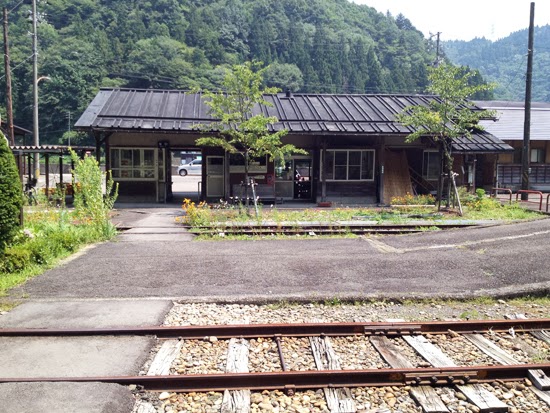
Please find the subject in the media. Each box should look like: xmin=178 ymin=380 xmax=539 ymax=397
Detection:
xmin=147 ymin=339 xmax=183 ymax=376
xmin=529 ymin=369 xmax=550 ymax=391
xmin=456 ymin=384 xmax=509 ymax=413
xmin=370 ymin=334 xmax=451 ymax=413
xmin=403 ymin=334 xmax=511 ymax=413
xmin=402 ymin=335 xmax=457 ymax=367
xmin=464 ymin=332 xmax=550 ymax=390
xmin=410 ymin=386 xmax=449 ymax=413
xmin=369 ymin=336 xmax=415 ymax=369
xmin=531 ymin=386 xmax=550 ymax=407
xmin=531 ymin=330 xmax=550 ymax=346
xmin=310 ymin=336 xmax=356 ymax=413
xmin=505 ymin=314 xmax=550 ymax=390
xmin=221 ymin=338 xmax=250 ymax=413
xmin=462 ymin=333 xmax=519 ymax=365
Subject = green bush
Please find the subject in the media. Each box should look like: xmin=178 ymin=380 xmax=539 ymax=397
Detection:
xmin=0 ymin=244 xmax=32 ymax=273
xmin=0 ymin=132 xmax=23 ymax=253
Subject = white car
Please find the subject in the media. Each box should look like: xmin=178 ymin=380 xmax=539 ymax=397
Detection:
xmin=177 ymin=159 xmax=202 ymax=176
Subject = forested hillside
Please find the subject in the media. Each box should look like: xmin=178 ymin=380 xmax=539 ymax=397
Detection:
xmin=3 ymin=0 xmax=447 ymax=144
xmin=444 ymin=25 xmax=550 ymax=102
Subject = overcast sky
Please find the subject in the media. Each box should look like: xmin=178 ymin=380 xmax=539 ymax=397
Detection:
xmin=353 ymin=0 xmax=550 ymax=41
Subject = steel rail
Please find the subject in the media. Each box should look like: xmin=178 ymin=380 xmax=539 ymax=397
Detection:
xmin=2 ymin=364 xmax=550 ymax=392
xmin=188 ymin=222 xmax=478 ymax=230
xmin=2 ymin=319 xmax=550 ymax=338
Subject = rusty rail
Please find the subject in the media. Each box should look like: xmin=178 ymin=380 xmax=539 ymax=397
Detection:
xmin=491 ymin=187 xmax=512 ymax=204
xmin=2 ymin=319 xmax=550 ymax=338
xmin=2 ymin=364 xmax=550 ymax=392
xmin=516 ymin=190 xmax=543 ymax=210
xmin=188 ymin=222 xmax=480 ymax=236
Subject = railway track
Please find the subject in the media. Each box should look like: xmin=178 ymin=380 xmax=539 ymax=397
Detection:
xmin=2 ymin=319 xmax=550 ymax=412
xmin=187 ymin=222 xmax=481 ymax=236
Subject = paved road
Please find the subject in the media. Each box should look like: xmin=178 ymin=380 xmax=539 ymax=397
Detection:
xmin=7 ymin=208 xmax=550 ymax=301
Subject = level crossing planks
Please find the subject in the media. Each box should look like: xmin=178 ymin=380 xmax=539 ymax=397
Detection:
xmin=409 ymin=386 xmax=450 ymax=413
xmin=147 ymin=339 xmax=183 ymax=376
xmin=221 ymin=338 xmax=251 ymax=413
xmin=402 ymin=335 xmax=457 ymax=367
xmin=310 ymin=336 xmax=357 ymax=413
xmin=369 ymin=336 xmax=415 ymax=369
xmin=455 ymin=384 xmax=509 ymax=413
xmin=462 ymin=333 xmax=519 ymax=365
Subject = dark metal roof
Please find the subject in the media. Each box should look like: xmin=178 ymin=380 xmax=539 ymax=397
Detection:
xmin=75 ymin=88 xmax=512 ymax=152
xmin=452 ymin=130 xmax=513 ymax=153
xmin=475 ymin=101 xmax=550 ymax=141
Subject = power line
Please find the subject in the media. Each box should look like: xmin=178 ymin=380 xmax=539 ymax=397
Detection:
xmin=0 ymin=53 xmax=34 ymax=81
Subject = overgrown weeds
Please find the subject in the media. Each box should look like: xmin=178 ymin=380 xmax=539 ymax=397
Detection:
xmin=0 ymin=152 xmax=119 ymax=297
xmin=179 ymin=193 xmax=542 ymax=239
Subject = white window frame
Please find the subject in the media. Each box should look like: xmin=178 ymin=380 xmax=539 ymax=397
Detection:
xmin=110 ymin=147 xmax=157 ymax=181
xmin=323 ymin=149 xmax=375 ymax=181
xmin=531 ymin=148 xmax=544 ymax=163
xmin=423 ymin=150 xmax=440 ymax=181
xmin=229 ymin=154 xmax=268 ymax=173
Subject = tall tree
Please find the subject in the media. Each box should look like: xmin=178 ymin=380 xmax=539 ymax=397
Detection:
xmin=195 ymin=62 xmax=305 ymax=212
xmin=397 ymin=63 xmax=495 ymax=213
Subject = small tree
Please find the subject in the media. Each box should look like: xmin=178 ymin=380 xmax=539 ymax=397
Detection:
xmin=195 ymin=61 xmax=306 ymax=212
xmin=0 ymin=132 xmax=22 ymax=254
xmin=397 ymin=63 xmax=495 ymax=213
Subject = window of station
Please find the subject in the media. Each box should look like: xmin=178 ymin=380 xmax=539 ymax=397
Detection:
xmin=110 ymin=148 xmax=156 ymax=180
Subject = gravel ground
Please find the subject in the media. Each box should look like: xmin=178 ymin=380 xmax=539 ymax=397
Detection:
xmin=135 ymin=300 xmax=550 ymax=412
xmin=163 ymin=300 xmax=550 ymax=326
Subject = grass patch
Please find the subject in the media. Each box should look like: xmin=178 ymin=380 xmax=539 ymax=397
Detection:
xmin=180 ymin=195 xmax=543 ymax=240
xmin=0 ymin=206 xmax=117 ymax=298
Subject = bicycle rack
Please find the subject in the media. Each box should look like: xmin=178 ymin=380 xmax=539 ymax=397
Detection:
xmin=491 ymin=187 xmax=512 ymax=204
xmin=516 ymin=190 xmax=543 ymax=211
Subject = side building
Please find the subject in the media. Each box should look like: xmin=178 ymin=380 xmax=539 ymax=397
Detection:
xmin=75 ymin=89 xmax=512 ymax=204
xmin=477 ymin=101 xmax=550 ymax=192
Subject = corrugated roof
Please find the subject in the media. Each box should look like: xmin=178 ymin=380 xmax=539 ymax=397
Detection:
xmin=452 ymin=130 xmax=512 ymax=153
xmin=476 ymin=101 xmax=550 ymax=141
xmin=75 ymin=88 xmax=512 ymax=153
xmin=10 ymin=145 xmax=95 ymax=154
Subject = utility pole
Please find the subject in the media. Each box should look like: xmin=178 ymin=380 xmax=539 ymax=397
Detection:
xmin=430 ymin=32 xmax=442 ymax=67
xmin=32 ymin=0 xmax=39 ymax=179
xmin=66 ymin=111 xmax=71 ymax=146
xmin=521 ymin=2 xmax=535 ymax=200
xmin=3 ymin=7 xmax=14 ymax=145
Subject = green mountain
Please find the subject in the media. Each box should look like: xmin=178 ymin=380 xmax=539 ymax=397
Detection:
xmin=2 ymin=0 xmax=448 ymax=144
xmin=443 ymin=25 xmax=550 ymax=102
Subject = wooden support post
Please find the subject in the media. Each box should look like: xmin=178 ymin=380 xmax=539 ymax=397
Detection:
xmin=378 ymin=138 xmax=385 ymax=205
xmin=95 ymin=132 xmax=102 ymax=163
xmin=321 ymin=138 xmax=327 ymax=202
xmin=45 ymin=153 xmax=50 ymax=194
xmin=59 ymin=154 xmax=63 ymax=186
xmin=27 ymin=153 xmax=32 ymax=184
